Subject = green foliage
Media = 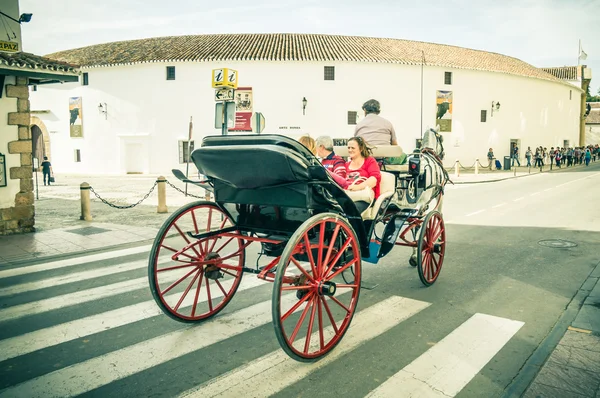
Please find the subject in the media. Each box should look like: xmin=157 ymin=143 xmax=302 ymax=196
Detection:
xmin=586 ymin=85 xmax=600 ymax=102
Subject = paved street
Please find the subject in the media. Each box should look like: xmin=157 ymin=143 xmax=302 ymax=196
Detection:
xmin=0 ymin=163 xmax=599 ymax=397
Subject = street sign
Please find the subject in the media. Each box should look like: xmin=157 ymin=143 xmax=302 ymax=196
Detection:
xmin=215 ymin=88 xmax=234 ymax=101
xmin=212 ymin=68 xmax=238 ymax=89
xmin=214 ymin=102 xmax=236 ymax=131
xmin=252 ymin=112 xmax=266 ymax=134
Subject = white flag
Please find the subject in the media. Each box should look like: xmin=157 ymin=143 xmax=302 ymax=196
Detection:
xmin=579 ymin=48 xmax=588 ymax=60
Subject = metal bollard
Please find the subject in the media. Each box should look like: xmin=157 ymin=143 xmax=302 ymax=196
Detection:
xmin=475 ymin=159 xmax=479 ymax=175
xmin=454 ymin=160 xmax=460 ymax=177
xmin=80 ymin=182 xmax=92 ymax=221
xmin=157 ymin=176 xmax=168 ymax=213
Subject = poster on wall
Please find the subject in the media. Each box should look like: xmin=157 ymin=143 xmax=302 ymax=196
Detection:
xmin=435 ymin=90 xmax=453 ymax=132
xmin=229 ymin=87 xmax=253 ymax=132
xmin=69 ymin=97 xmax=83 ymax=138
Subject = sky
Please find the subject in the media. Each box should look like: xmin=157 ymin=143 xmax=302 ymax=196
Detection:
xmin=11 ymin=0 xmax=600 ymax=93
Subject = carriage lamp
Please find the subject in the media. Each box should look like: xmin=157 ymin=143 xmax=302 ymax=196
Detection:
xmin=302 ymin=97 xmax=307 ymax=115
xmin=98 ymin=103 xmax=107 ymax=119
xmin=0 ymin=11 xmax=32 ymax=24
xmin=491 ymin=101 xmax=501 ymax=116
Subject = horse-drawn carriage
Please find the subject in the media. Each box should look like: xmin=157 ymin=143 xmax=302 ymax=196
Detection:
xmin=148 ymin=131 xmax=449 ymax=362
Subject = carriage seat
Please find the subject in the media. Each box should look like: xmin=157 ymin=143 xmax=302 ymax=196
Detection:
xmin=361 ymin=171 xmax=396 ymax=220
xmin=332 ymin=145 xmax=408 ymax=173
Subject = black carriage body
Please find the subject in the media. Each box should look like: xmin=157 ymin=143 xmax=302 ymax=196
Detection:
xmin=191 ymin=135 xmax=370 ymax=255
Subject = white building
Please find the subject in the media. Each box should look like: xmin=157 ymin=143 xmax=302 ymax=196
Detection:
xmin=30 ymin=34 xmax=583 ymax=175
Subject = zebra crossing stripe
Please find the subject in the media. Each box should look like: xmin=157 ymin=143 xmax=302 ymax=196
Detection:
xmin=0 ymin=259 xmax=147 ymax=297
xmin=0 ymin=275 xmax=267 ymax=362
xmin=178 ymin=296 xmax=431 ymax=398
xmin=0 ymin=294 xmax=315 ymax=398
xmin=0 ymin=245 xmax=151 ymax=279
xmin=365 ymin=313 xmax=524 ymax=397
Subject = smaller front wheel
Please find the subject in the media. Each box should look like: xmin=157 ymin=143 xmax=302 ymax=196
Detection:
xmin=417 ymin=211 xmax=445 ymax=286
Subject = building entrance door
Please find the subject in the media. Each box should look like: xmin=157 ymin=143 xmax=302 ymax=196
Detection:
xmin=125 ymin=143 xmax=144 ymax=174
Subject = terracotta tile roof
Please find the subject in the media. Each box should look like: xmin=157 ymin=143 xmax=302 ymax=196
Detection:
xmin=0 ymin=51 xmax=79 ymax=74
xmin=45 ymin=33 xmax=572 ymax=87
xmin=588 ymin=102 xmax=600 ymax=109
xmin=541 ymin=66 xmax=579 ymax=80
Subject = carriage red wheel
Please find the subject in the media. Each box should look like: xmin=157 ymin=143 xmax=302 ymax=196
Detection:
xmin=272 ymin=213 xmax=361 ymax=362
xmin=417 ymin=210 xmax=445 ymax=286
xmin=148 ymin=201 xmax=244 ymax=322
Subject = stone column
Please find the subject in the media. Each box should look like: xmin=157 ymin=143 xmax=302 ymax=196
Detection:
xmin=1 ymin=76 xmax=35 ymax=234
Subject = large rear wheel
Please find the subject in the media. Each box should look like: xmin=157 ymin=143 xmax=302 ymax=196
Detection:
xmin=416 ymin=210 xmax=445 ymax=286
xmin=148 ymin=201 xmax=245 ymax=322
xmin=272 ymin=213 xmax=361 ymax=362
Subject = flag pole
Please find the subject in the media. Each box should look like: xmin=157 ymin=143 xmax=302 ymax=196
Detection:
xmin=184 ymin=116 xmax=193 ymax=197
xmin=578 ymin=39 xmax=581 ymax=66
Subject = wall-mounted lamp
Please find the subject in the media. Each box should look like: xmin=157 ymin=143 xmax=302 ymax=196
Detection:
xmin=98 ymin=102 xmax=107 ymax=119
xmin=302 ymin=97 xmax=307 ymax=115
xmin=491 ymin=101 xmax=501 ymax=116
xmin=0 ymin=11 xmax=32 ymax=24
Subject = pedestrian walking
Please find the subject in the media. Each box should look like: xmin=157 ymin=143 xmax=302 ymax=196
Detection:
xmin=41 ymin=156 xmax=53 ymax=186
xmin=487 ymin=148 xmax=495 ymax=170
xmin=585 ymin=148 xmax=591 ymax=166
xmin=511 ymin=143 xmax=521 ymax=167
xmin=525 ymin=147 xmax=532 ymax=167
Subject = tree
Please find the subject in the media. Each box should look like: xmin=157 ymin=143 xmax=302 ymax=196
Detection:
xmin=586 ymin=85 xmax=600 ymax=102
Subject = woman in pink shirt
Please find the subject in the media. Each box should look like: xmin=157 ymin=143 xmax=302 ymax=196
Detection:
xmin=345 ymin=137 xmax=381 ymax=212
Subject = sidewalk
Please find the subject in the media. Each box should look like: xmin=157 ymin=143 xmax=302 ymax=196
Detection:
xmin=520 ymin=265 xmax=600 ymax=398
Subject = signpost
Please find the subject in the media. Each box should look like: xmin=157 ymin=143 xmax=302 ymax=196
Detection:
xmin=184 ymin=116 xmax=193 ymax=196
xmin=212 ymin=68 xmax=238 ymax=135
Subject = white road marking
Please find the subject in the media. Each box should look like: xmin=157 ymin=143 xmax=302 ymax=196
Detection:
xmin=556 ymin=172 xmax=600 ymax=187
xmin=0 ymin=260 xmax=146 ymax=297
xmin=0 ymin=294 xmax=322 ymax=398
xmin=366 ymin=313 xmax=524 ymax=397
xmin=466 ymin=210 xmax=485 ymax=217
xmin=530 ymin=192 xmax=540 ymax=196
xmin=178 ymin=296 xmax=431 ymax=398
xmin=0 ymin=276 xmax=266 ymax=362
xmin=543 ymin=188 xmax=553 ymax=192
xmin=0 ymin=245 xmax=151 ymax=279
xmin=492 ymin=203 xmax=505 ymax=209
xmin=0 ymin=272 xmax=178 ymax=323
xmin=514 ymin=197 xmax=524 ymax=202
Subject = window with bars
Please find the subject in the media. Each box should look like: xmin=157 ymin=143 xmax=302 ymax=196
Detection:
xmin=74 ymin=149 xmax=81 ymax=162
xmin=444 ymin=71 xmax=452 ymax=85
xmin=178 ymin=140 xmax=195 ymax=163
xmin=347 ymin=111 xmax=358 ymax=125
xmin=82 ymin=73 xmax=89 ymax=86
xmin=324 ymin=66 xmax=335 ymax=80
xmin=481 ymin=110 xmax=487 ymax=122
xmin=166 ymin=66 xmax=176 ymax=80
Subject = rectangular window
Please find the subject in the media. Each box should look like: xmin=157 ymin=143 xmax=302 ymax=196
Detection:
xmin=569 ymin=90 xmax=572 ymax=100
xmin=74 ymin=149 xmax=81 ymax=162
xmin=444 ymin=71 xmax=452 ymax=85
xmin=178 ymin=140 xmax=194 ymax=163
xmin=324 ymin=66 xmax=335 ymax=81
xmin=82 ymin=73 xmax=89 ymax=86
xmin=166 ymin=66 xmax=176 ymax=80
xmin=32 ymin=85 xmax=37 ymax=92
xmin=481 ymin=110 xmax=487 ymax=122
xmin=347 ymin=111 xmax=357 ymax=125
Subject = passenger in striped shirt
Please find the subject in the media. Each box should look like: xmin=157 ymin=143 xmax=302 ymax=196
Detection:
xmin=316 ymin=135 xmax=347 ymax=179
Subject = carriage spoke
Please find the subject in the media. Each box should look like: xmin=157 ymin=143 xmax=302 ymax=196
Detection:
xmin=323 ymin=238 xmax=352 ymax=278
xmin=317 ymin=222 xmax=325 ymax=276
xmin=329 ymin=295 xmax=351 ymax=314
xmin=190 ymin=270 xmax=204 ymax=317
xmin=289 ymin=293 xmax=314 ymax=343
xmin=317 ymin=297 xmax=325 ymax=350
xmin=321 ymin=296 xmax=340 ymax=334
xmin=174 ymin=269 xmax=202 ymax=311
xmin=303 ymin=234 xmax=319 ymax=278
xmin=290 ymin=257 xmax=316 ymax=283
xmin=191 ymin=209 xmax=199 ymax=234
xmin=303 ymin=296 xmax=318 ymax=354
xmin=160 ymin=267 xmax=199 ymax=296
xmin=281 ymin=290 xmax=313 ymax=322
xmin=220 ymin=268 xmax=240 ymax=278
xmin=157 ymin=263 xmax=199 ymax=273
xmin=205 ymin=276 xmax=213 ymax=312
xmin=321 ymin=225 xmax=341 ymax=278
xmin=214 ymin=278 xmax=228 ymax=296
xmin=326 ymin=258 xmax=358 ymax=280
xmin=213 ymin=236 xmax=234 ymax=254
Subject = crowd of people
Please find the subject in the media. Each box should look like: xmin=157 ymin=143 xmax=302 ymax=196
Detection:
xmin=487 ymin=144 xmax=599 ymax=170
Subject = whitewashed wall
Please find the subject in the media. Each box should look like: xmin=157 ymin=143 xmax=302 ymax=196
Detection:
xmin=29 ymin=60 xmax=580 ymax=174
xmin=0 ymin=76 xmax=20 ymax=208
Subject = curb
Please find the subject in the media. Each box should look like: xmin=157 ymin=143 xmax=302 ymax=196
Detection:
xmin=501 ymin=260 xmax=600 ymax=398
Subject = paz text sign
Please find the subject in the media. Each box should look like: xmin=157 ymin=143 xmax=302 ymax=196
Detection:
xmin=0 ymin=41 xmax=18 ymax=52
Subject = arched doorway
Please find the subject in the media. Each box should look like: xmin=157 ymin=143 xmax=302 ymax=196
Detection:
xmin=29 ymin=116 xmax=52 ymax=169
xmin=31 ymin=125 xmax=44 ymax=168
